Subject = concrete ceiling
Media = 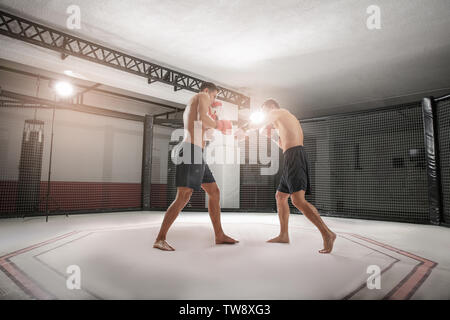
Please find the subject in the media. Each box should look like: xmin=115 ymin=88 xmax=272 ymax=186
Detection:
xmin=1 ymin=0 xmax=450 ymax=118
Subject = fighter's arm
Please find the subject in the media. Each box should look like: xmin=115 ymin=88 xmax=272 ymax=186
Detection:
xmin=197 ymin=93 xmax=217 ymax=129
xmin=198 ymin=93 xmax=233 ymax=134
xmin=247 ymin=110 xmax=284 ymax=147
xmin=266 ymin=130 xmax=281 ymax=144
xmin=248 ymin=109 xmax=284 ymax=131
xmin=259 ymin=123 xmax=281 ymax=146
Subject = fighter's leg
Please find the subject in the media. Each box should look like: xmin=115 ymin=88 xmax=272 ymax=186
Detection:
xmin=154 ymin=187 xmax=193 ymax=251
xmin=267 ymin=191 xmax=291 ymax=243
xmin=290 ymin=190 xmax=336 ymax=253
xmin=201 ymin=182 xmax=239 ymax=245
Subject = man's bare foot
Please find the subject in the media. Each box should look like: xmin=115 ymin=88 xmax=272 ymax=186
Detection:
xmin=153 ymin=239 xmax=175 ymax=251
xmin=216 ymin=234 xmax=239 ymax=245
xmin=319 ymin=231 xmax=336 ymax=254
xmin=267 ymin=234 xmax=290 ymax=243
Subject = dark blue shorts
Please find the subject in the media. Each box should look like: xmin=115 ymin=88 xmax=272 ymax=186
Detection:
xmin=277 ymin=145 xmax=312 ymax=195
xmin=174 ymin=142 xmax=215 ymax=191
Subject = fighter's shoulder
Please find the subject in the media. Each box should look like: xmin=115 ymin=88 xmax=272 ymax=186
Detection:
xmin=190 ymin=92 xmax=209 ymax=106
xmin=270 ymin=108 xmax=289 ymax=119
xmin=278 ymin=108 xmax=296 ymax=118
xmin=196 ymin=92 xmax=211 ymax=101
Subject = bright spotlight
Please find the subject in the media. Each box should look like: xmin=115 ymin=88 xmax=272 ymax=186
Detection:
xmin=54 ymin=81 xmax=74 ymax=97
xmin=249 ymin=111 xmax=266 ymax=124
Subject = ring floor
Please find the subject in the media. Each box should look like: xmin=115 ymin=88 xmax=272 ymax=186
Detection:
xmin=0 ymin=211 xmax=449 ymax=300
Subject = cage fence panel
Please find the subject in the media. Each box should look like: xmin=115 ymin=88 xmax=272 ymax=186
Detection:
xmin=0 ymin=93 xmax=438 ymax=224
xmin=437 ymin=96 xmax=450 ymax=225
xmin=239 ymin=133 xmax=278 ymax=211
xmin=0 ymin=94 xmax=143 ymax=217
xmin=293 ymin=102 xmax=429 ymax=224
xmin=0 ymin=101 xmax=51 ymax=217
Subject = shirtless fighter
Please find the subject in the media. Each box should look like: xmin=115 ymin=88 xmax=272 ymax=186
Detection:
xmin=153 ymin=82 xmax=239 ymax=251
xmin=251 ymin=99 xmax=336 ymax=253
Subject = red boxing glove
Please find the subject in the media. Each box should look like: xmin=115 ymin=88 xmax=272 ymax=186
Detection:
xmin=216 ymin=120 xmax=232 ymax=135
xmin=208 ymin=106 xmax=217 ymax=120
xmin=209 ymin=101 xmax=221 ymax=120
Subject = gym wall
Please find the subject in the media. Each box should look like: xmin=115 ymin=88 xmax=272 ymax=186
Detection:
xmin=0 ymin=104 xmax=143 ymax=216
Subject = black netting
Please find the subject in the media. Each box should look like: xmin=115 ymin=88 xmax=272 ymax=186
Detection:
xmin=289 ymin=103 xmax=429 ymax=223
xmin=239 ymin=134 xmax=277 ymax=211
xmin=149 ymin=103 xmax=429 ymax=223
xmin=1 ymin=92 xmax=433 ymax=224
xmin=437 ymin=97 xmax=450 ymax=225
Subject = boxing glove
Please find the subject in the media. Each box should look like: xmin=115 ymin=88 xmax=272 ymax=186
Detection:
xmin=208 ymin=101 xmax=222 ymax=120
xmin=208 ymin=106 xmax=218 ymax=120
xmin=216 ymin=120 xmax=232 ymax=135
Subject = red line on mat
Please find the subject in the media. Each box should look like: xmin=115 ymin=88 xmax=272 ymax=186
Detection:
xmin=0 ymin=231 xmax=79 ymax=299
xmin=347 ymin=233 xmax=437 ymax=300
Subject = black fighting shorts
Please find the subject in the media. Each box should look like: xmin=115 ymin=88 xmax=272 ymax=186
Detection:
xmin=174 ymin=142 xmax=216 ymax=191
xmin=277 ymin=145 xmax=312 ymax=195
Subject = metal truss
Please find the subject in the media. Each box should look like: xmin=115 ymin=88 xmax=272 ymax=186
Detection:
xmin=0 ymin=88 xmax=145 ymax=122
xmin=0 ymin=89 xmax=185 ymax=128
xmin=0 ymin=10 xmax=250 ymax=107
xmin=0 ymin=65 xmax=183 ymax=112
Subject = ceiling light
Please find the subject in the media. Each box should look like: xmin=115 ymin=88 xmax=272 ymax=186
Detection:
xmin=54 ymin=81 xmax=74 ymax=97
xmin=249 ymin=111 xmax=266 ymax=124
